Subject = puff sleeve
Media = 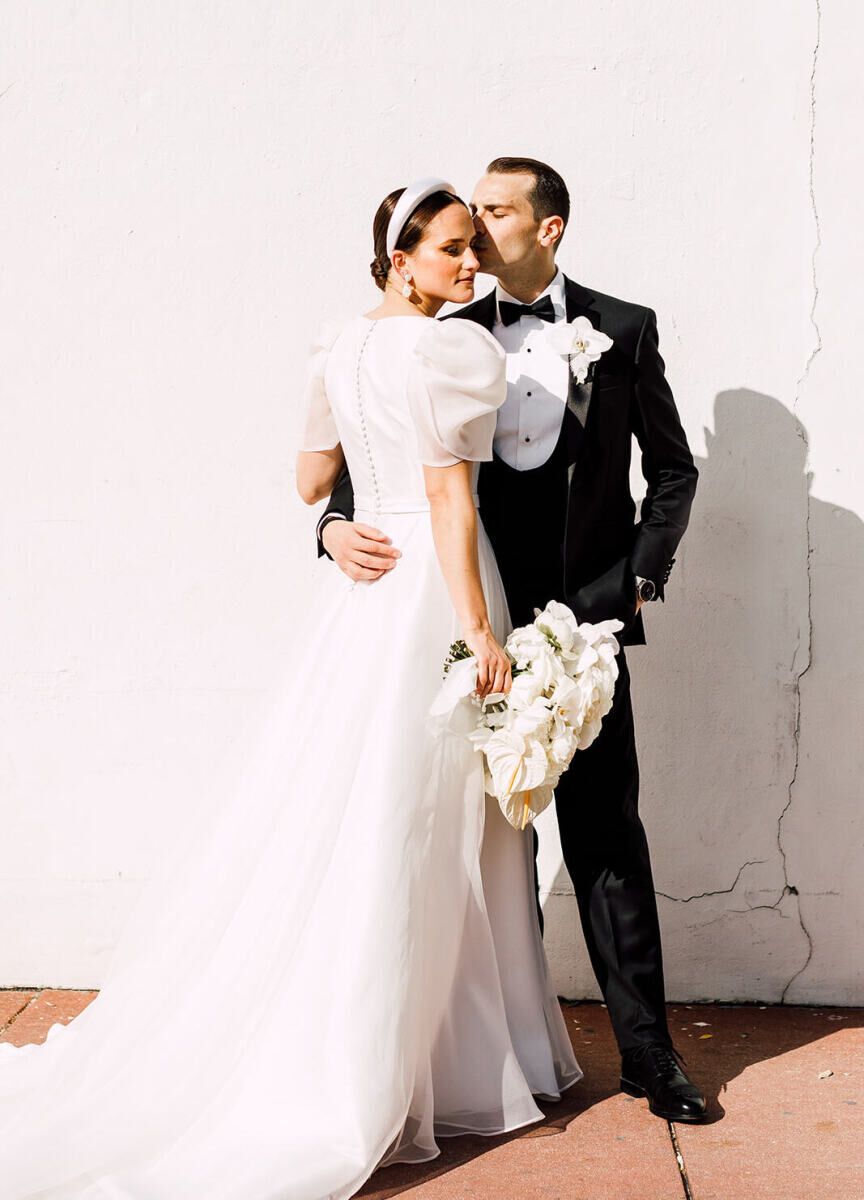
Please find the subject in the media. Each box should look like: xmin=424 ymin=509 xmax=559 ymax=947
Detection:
xmin=298 ymin=321 xmax=343 ymax=451
xmin=407 ymin=318 xmax=506 ymax=467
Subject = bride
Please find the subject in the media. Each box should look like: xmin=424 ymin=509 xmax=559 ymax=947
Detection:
xmin=0 ymin=177 xmax=581 ymax=1199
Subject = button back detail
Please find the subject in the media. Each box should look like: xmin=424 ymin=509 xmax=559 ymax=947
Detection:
xmin=355 ymin=320 xmax=381 ymax=516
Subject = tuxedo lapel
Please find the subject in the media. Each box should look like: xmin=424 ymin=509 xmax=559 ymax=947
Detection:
xmin=564 ymin=277 xmax=599 ymax=321
xmin=563 ymin=277 xmax=601 ymax=436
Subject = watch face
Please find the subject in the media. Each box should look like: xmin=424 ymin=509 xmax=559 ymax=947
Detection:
xmin=638 ymin=579 xmax=656 ymax=602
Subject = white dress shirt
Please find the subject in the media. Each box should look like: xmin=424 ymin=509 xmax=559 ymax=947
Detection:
xmin=491 ymin=267 xmax=570 ymax=471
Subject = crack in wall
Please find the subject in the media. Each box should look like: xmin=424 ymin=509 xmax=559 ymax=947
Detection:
xmin=656 ymin=859 xmax=768 ymax=904
xmin=653 ymin=3 xmax=823 ymax=1002
xmin=796 ymin=0 xmax=824 ymax=395
xmin=776 ymin=0 xmax=822 ymax=1004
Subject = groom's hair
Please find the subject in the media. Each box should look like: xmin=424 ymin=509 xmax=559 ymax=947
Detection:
xmin=485 ymin=157 xmax=570 ymax=247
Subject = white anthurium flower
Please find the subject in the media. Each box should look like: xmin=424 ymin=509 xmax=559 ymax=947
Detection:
xmin=484 ymin=730 xmax=549 ymax=799
xmin=545 ymin=316 xmax=614 ymax=384
xmin=429 ymin=655 xmax=478 ymax=716
xmin=499 ymin=782 xmax=555 ymax=830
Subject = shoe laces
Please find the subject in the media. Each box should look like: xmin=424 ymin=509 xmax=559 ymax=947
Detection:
xmin=630 ymin=1041 xmax=688 ymax=1072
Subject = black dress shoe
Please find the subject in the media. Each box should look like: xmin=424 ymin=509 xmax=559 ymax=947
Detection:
xmin=620 ymin=1042 xmax=707 ymax=1122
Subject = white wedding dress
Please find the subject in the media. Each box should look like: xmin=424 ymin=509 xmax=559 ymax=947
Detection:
xmin=0 ymin=314 xmax=581 ymax=1199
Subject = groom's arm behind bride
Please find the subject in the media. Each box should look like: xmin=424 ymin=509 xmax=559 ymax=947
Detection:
xmin=315 ymin=469 xmax=402 ymax=581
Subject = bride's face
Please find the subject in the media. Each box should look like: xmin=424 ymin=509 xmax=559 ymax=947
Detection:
xmin=397 ymin=205 xmax=480 ymax=305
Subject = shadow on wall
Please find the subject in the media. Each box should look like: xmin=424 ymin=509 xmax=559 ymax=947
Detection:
xmin=549 ymin=389 xmax=864 ymax=1005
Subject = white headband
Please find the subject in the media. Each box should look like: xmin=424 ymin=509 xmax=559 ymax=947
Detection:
xmin=385 ymin=176 xmax=457 ymax=261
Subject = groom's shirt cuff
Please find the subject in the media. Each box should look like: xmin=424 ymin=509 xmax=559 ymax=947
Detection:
xmin=317 ymin=511 xmax=348 ymax=560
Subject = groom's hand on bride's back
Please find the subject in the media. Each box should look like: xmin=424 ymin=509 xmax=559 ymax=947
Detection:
xmin=321 ymin=519 xmax=402 ymax=582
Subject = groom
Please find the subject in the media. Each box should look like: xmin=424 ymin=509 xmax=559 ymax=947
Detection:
xmin=316 ymin=158 xmax=705 ymax=1123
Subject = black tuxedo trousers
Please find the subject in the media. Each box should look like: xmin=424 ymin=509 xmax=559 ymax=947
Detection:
xmin=480 ymin=429 xmax=671 ymax=1055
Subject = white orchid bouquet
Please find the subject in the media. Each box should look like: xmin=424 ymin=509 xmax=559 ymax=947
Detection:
xmin=431 ymin=601 xmax=623 ymax=830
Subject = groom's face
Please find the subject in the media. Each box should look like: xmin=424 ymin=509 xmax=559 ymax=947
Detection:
xmin=469 ymin=172 xmax=545 ymax=277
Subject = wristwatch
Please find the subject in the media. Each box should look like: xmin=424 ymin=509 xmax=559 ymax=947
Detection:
xmin=635 ymin=575 xmax=656 ymax=603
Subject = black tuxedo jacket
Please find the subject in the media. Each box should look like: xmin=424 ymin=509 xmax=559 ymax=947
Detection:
xmin=316 ymin=276 xmax=698 ymax=646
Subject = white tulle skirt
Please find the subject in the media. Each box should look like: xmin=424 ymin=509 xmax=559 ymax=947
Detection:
xmin=0 ymin=508 xmax=581 ymax=1200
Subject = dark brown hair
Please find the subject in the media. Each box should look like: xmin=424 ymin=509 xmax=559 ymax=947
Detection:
xmin=370 ymin=188 xmax=467 ymax=291
xmin=485 ymin=156 xmax=570 ymax=246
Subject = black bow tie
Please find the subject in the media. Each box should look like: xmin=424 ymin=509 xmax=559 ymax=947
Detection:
xmin=498 ymin=294 xmax=556 ymax=327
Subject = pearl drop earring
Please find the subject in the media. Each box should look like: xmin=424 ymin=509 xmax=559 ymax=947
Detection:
xmin=401 ymin=273 xmax=413 ymax=299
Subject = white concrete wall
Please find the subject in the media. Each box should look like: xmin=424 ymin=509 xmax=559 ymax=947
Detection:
xmin=2 ymin=1 xmax=861 ymax=1002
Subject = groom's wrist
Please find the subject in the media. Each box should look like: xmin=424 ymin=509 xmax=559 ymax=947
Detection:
xmin=318 ymin=512 xmax=349 ymax=560
xmin=634 ymin=575 xmax=656 ymax=603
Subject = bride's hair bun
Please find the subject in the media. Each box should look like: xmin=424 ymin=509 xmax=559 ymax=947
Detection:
xmin=370 ymin=256 xmax=389 ymax=291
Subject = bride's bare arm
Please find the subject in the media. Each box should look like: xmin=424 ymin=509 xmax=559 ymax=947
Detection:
xmin=423 ymin=460 xmax=511 ymax=699
xmin=296 ymin=445 xmax=346 ymax=505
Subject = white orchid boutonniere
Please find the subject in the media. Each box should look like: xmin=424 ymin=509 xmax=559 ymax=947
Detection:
xmin=546 ymin=315 xmax=614 ymax=384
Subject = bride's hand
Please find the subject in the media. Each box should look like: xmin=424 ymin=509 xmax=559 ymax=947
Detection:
xmin=463 ymin=626 xmax=512 ymax=699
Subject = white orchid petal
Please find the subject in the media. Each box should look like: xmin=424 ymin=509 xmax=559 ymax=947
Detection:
xmin=546 ymin=316 xmax=613 ymax=377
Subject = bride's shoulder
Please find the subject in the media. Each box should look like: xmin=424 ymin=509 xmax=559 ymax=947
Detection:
xmin=409 ymin=317 xmax=505 ymax=415
xmin=412 ymin=316 xmax=504 ymax=368
xmin=406 ymin=317 xmax=505 ymax=467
